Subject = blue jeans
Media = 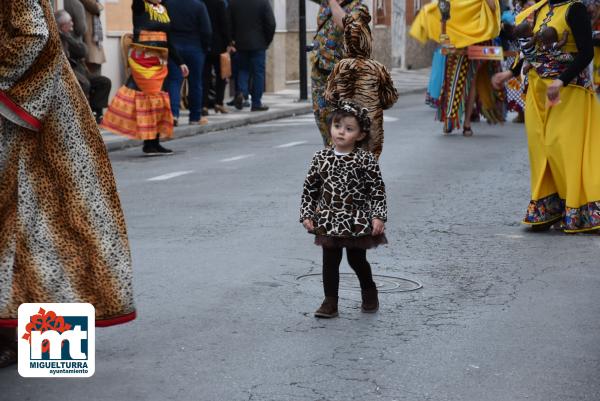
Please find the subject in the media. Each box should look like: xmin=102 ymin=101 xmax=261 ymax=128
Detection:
xmin=167 ymin=42 xmax=206 ymax=121
xmin=237 ymin=50 xmax=266 ymax=107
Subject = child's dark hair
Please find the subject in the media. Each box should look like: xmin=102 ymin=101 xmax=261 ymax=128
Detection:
xmin=328 ymin=100 xmax=371 ymax=147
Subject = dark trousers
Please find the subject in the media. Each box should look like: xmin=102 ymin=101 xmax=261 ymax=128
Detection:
xmin=75 ymin=71 xmax=111 ymax=115
xmin=203 ymin=53 xmax=227 ymax=106
xmin=166 ymin=42 xmax=206 ymax=121
xmin=322 ymin=247 xmax=376 ymax=298
xmin=236 ymin=49 xmax=265 ymax=107
xmin=88 ymin=76 xmax=111 ymax=115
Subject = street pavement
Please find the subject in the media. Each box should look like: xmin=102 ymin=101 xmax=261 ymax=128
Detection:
xmin=1 ymin=93 xmax=599 ymax=401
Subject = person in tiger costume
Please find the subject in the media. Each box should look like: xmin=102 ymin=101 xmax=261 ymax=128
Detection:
xmin=310 ymin=0 xmax=368 ymax=147
xmin=324 ymin=8 xmax=398 ymax=159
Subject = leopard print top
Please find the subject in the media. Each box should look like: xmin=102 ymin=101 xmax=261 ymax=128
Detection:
xmin=300 ymin=148 xmax=387 ymax=237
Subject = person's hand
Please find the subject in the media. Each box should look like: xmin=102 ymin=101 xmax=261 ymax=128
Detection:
xmin=371 ymin=219 xmax=385 ymax=236
xmin=547 ymin=79 xmax=563 ymax=105
xmin=302 ymin=219 xmax=315 ymax=232
xmin=491 ymin=71 xmax=513 ymax=90
xmin=180 ymin=64 xmax=189 ymax=78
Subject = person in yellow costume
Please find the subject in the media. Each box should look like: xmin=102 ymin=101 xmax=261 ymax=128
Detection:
xmin=492 ymin=0 xmax=600 ymax=233
xmin=410 ymin=0 xmax=504 ymax=135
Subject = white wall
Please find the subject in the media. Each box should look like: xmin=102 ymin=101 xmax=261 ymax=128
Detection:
xmin=392 ymin=0 xmax=406 ymax=68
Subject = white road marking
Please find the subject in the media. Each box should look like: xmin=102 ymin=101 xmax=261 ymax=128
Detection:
xmin=384 ymin=116 xmax=399 ymax=122
xmin=147 ymin=171 xmax=194 ymax=181
xmin=254 ymin=122 xmax=313 ymax=128
xmin=220 ymin=154 xmax=255 ymax=162
xmin=495 ymin=234 xmax=525 ymax=239
xmin=275 ymin=141 xmax=308 ymax=148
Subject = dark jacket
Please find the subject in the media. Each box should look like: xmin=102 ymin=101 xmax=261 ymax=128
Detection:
xmin=204 ymin=0 xmax=232 ymax=54
xmin=166 ymin=0 xmax=212 ymax=51
xmin=228 ymin=0 xmax=276 ymax=51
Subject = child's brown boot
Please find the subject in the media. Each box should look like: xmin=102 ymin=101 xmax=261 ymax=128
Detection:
xmin=361 ymin=287 xmax=379 ymax=313
xmin=314 ymin=296 xmax=339 ymax=318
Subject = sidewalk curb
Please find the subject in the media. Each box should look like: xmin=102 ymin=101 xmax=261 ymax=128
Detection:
xmin=104 ymin=87 xmax=426 ymax=153
xmin=105 ymin=103 xmax=313 ymax=153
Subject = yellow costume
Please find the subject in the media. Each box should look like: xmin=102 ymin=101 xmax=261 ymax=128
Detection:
xmin=517 ymin=0 xmax=600 ymax=232
xmin=409 ymin=0 xmax=503 ymax=131
xmin=409 ymin=0 xmax=501 ymax=48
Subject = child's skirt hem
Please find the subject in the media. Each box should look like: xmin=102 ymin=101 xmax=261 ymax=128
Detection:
xmin=314 ymin=234 xmax=388 ymax=249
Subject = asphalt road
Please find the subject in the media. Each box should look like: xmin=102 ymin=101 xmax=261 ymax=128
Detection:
xmin=1 ymin=94 xmax=599 ymax=401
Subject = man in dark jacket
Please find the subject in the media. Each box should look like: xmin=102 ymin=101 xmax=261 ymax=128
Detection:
xmin=166 ymin=0 xmax=212 ymax=125
xmin=229 ymin=0 xmax=276 ymax=111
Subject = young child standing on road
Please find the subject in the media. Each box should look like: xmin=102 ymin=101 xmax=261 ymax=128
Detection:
xmin=300 ymin=100 xmax=388 ymax=318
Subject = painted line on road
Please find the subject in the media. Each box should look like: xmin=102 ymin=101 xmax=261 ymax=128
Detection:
xmin=275 ymin=141 xmax=308 ymax=148
xmin=254 ymin=122 xmax=313 ymax=128
xmin=384 ymin=116 xmax=399 ymax=122
xmin=220 ymin=154 xmax=255 ymax=162
xmin=494 ymin=234 xmax=525 ymax=239
xmin=147 ymin=171 xmax=194 ymax=181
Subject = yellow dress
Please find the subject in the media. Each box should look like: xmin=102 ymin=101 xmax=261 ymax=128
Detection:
xmin=409 ymin=0 xmax=501 ymax=48
xmin=518 ymin=0 xmax=600 ymax=232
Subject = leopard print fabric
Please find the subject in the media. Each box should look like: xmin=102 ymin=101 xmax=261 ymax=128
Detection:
xmin=324 ymin=8 xmax=399 ymax=159
xmin=300 ymin=148 xmax=387 ymax=237
xmin=0 ymin=0 xmax=135 ymax=326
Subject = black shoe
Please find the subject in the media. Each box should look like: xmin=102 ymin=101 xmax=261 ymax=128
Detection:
xmin=233 ymin=93 xmax=245 ymax=110
xmin=251 ymin=105 xmax=269 ymax=112
xmin=142 ymin=142 xmax=174 ymax=156
xmin=0 ymin=342 xmax=17 ymax=369
xmin=93 ymin=111 xmax=103 ymax=124
xmin=226 ymin=98 xmax=236 ymax=106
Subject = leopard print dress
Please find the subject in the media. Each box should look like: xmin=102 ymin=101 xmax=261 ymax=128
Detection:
xmin=300 ymin=148 xmax=387 ymax=249
xmin=0 ymin=0 xmax=135 ymax=327
xmin=324 ymin=9 xmax=398 ymax=159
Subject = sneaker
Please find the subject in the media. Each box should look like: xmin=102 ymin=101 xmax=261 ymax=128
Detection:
xmin=142 ymin=142 xmax=174 ymax=156
xmin=314 ymin=296 xmax=338 ymax=318
xmin=251 ymin=105 xmax=269 ymax=112
xmin=201 ymin=107 xmax=209 ymax=116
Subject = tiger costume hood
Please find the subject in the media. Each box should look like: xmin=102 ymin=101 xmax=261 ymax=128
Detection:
xmin=343 ymin=7 xmax=372 ymax=59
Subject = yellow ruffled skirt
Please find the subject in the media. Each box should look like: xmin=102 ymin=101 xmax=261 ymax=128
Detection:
xmin=523 ymin=73 xmax=600 ymax=232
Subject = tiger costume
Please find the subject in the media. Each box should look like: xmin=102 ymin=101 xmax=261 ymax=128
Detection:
xmin=324 ymin=8 xmax=398 ymax=159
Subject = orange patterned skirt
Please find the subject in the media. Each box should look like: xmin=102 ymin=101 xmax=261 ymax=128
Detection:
xmin=101 ymin=47 xmax=173 ymax=140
